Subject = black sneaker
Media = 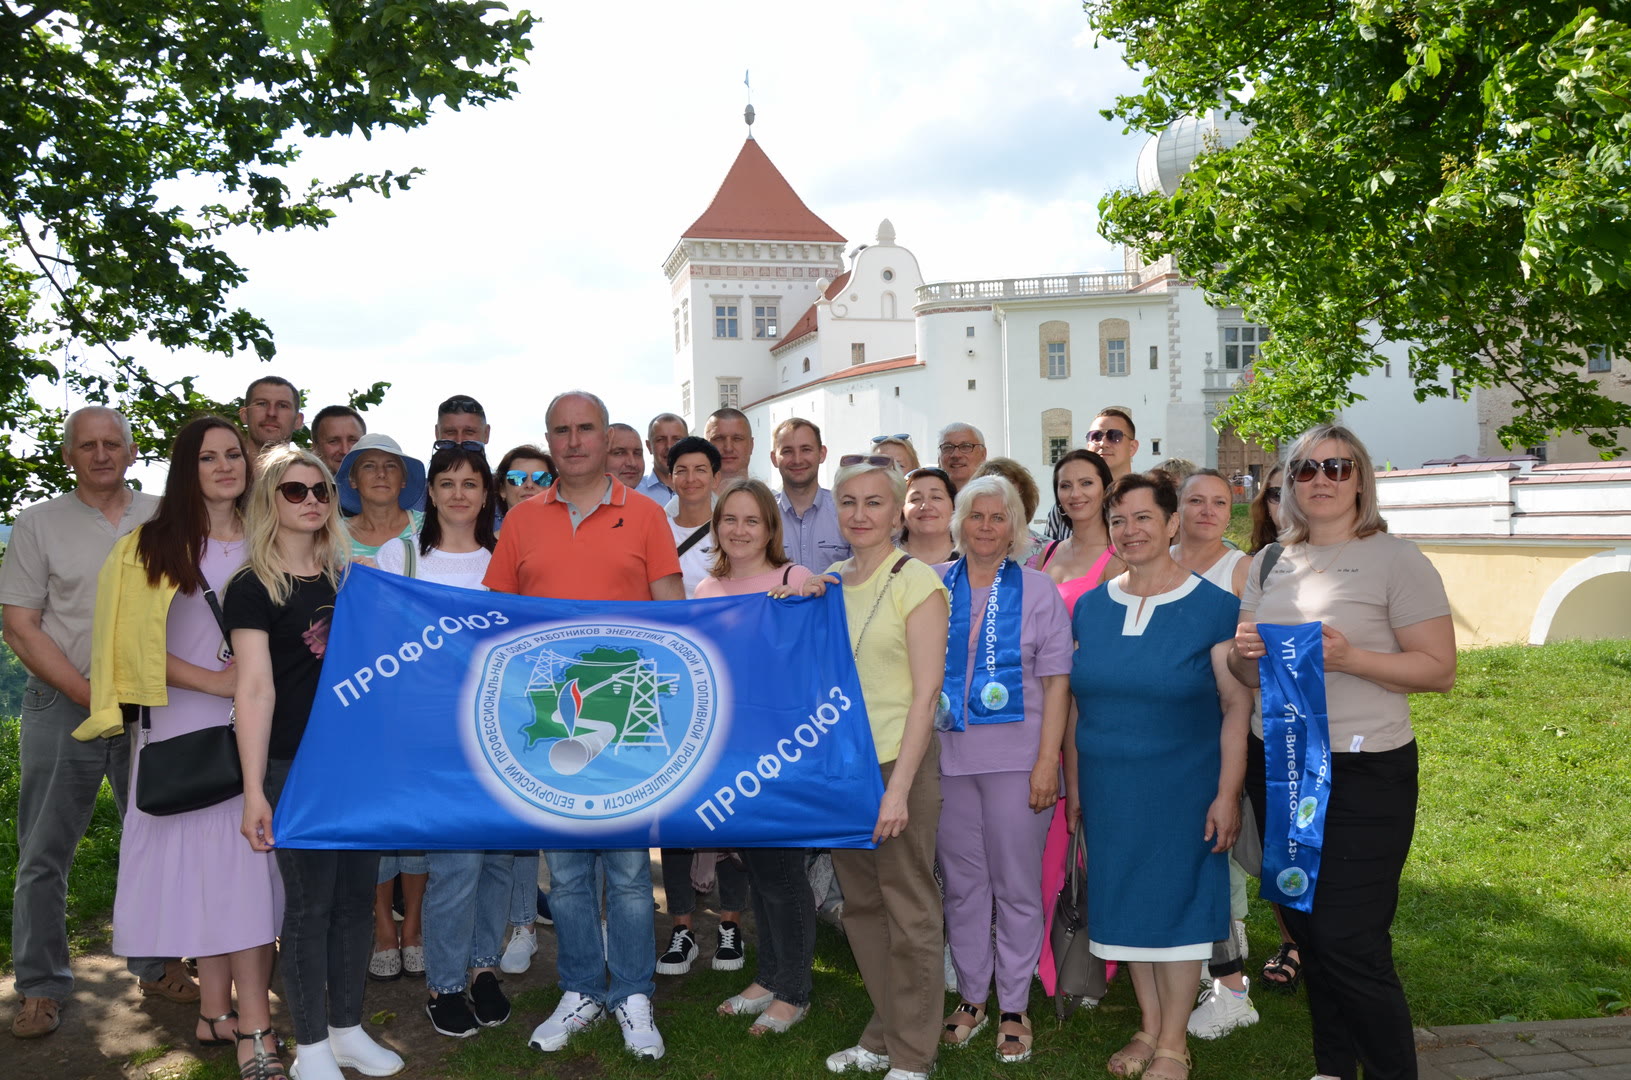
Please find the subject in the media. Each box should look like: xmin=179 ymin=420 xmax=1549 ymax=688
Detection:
xmin=712 ymin=920 xmax=745 ymax=971
xmin=426 ymin=992 xmax=480 ymax=1038
xmin=470 ymin=971 xmax=511 ymax=1027
xmin=655 ymin=926 xmax=698 ymax=975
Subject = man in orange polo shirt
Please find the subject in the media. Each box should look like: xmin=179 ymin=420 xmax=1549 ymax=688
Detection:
xmin=485 ymin=390 xmax=681 ymax=1061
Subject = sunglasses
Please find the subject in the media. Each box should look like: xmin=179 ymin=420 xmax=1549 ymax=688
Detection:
xmin=1085 ymin=429 xmax=1128 ymax=445
xmin=506 ymin=469 xmax=552 ymax=487
xmin=1291 ymin=457 xmax=1356 ymax=483
xmin=433 ymin=440 xmax=486 ymax=453
xmin=1265 ymin=486 xmax=1282 ymax=503
xmin=871 ymin=433 xmax=910 ymax=444
xmin=839 ymin=454 xmax=898 ymax=469
xmin=277 ymin=480 xmax=333 ymax=504
xmin=938 ymin=441 xmax=982 ymax=455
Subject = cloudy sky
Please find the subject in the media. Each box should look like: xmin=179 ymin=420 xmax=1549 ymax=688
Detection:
xmin=53 ymin=0 xmax=1152 ymax=477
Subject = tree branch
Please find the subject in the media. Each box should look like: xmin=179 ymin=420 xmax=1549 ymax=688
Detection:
xmin=10 ymin=212 xmax=127 ymax=370
xmin=4 ymin=4 xmax=60 ymax=32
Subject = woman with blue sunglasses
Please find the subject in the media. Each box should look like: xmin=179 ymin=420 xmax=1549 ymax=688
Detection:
xmin=494 ymin=445 xmax=556 ymax=529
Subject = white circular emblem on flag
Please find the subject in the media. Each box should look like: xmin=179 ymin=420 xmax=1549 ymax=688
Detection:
xmin=471 ymin=622 xmax=721 ymax=825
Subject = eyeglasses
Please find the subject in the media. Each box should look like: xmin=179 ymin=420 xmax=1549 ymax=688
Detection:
xmin=1264 ymin=486 xmax=1282 ymax=503
xmin=506 ymin=469 xmax=552 ymax=487
xmin=872 ymin=433 xmax=910 ymax=444
xmin=839 ymin=454 xmax=898 ymax=468
xmin=277 ymin=481 xmax=333 ymax=504
xmin=1085 ymin=429 xmax=1128 ymax=445
xmin=433 ymin=440 xmax=486 ymax=453
xmin=1291 ymin=457 xmax=1356 ymax=483
xmin=938 ymin=441 xmax=983 ymax=455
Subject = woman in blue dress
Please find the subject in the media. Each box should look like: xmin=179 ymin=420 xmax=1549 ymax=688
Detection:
xmin=1064 ymin=473 xmax=1251 ymax=1080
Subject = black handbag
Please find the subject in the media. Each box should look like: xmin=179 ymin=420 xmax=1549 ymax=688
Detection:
xmin=1050 ymin=824 xmax=1108 ymax=1018
xmin=133 ymin=585 xmax=243 ymax=817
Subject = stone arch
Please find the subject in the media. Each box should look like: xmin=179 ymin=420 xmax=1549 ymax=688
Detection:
xmin=1528 ymin=547 xmax=1631 ymax=644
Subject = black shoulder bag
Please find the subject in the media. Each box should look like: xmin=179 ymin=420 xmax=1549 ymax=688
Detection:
xmin=134 ymin=585 xmax=244 ymax=817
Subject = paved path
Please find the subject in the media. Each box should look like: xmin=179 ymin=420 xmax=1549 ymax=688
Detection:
xmin=1418 ymin=1017 xmax=1631 ymax=1079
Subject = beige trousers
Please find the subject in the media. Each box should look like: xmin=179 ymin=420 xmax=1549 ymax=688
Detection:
xmin=831 ymin=740 xmax=944 ymax=1074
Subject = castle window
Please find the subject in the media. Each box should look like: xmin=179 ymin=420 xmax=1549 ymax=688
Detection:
xmin=851 ymin=343 xmax=866 ymax=365
xmin=714 ymin=301 xmax=739 ymax=339
xmin=1222 ymin=324 xmax=1269 ymax=369
xmin=1588 ymin=345 xmax=1612 ymax=373
xmin=1106 ymin=338 xmax=1128 ymax=376
xmin=754 ymin=301 xmax=779 ymax=339
xmin=718 ymin=379 xmax=740 ymax=409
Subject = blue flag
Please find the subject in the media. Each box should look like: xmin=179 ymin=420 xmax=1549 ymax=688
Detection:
xmin=272 ymin=566 xmax=883 ymax=850
xmin=1256 ymin=621 xmax=1332 ymax=912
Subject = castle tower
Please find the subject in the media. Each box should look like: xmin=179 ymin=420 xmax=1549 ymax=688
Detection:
xmin=662 ymin=132 xmax=846 ymax=430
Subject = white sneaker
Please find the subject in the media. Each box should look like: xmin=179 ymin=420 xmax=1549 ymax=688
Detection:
xmin=614 ymin=993 xmax=665 ymax=1060
xmin=826 ymin=1045 xmax=891 ymax=1073
xmin=328 ymin=1024 xmax=405 ymax=1076
xmin=529 ymin=991 xmax=605 ymax=1052
xmin=1187 ymin=976 xmax=1260 ymax=1039
xmin=500 ymin=925 xmax=537 ymax=974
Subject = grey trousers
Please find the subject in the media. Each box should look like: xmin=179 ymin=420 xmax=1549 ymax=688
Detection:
xmin=14 ymin=677 xmax=166 ymax=999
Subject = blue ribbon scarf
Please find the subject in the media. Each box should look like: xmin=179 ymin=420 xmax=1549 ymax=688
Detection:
xmin=1257 ymin=621 xmax=1333 ymax=913
xmin=939 ymin=557 xmax=1026 ymax=733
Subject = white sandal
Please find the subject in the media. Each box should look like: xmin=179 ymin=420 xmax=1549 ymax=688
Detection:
xmin=749 ymin=1004 xmax=809 ymax=1036
xmin=368 ymin=948 xmax=401 ymax=981
xmin=718 ymin=988 xmax=775 ymax=1016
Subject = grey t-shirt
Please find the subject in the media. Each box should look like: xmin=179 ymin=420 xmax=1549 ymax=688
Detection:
xmin=0 ymin=489 xmax=159 ymax=675
xmin=1241 ymin=531 xmax=1450 ymax=753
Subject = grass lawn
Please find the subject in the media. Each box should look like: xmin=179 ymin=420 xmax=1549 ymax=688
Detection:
xmin=3 ymin=638 xmax=1628 ymax=1080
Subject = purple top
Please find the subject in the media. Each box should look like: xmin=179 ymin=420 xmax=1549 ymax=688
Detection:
xmin=936 ymin=563 xmax=1074 ymax=776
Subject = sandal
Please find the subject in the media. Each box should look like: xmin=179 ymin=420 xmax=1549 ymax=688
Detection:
xmin=749 ymin=1003 xmax=809 ymax=1036
xmin=198 ymin=1009 xmax=239 ymax=1047
xmin=996 ymin=1012 xmax=1032 ymax=1064
xmin=236 ymin=1027 xmax=287 ymax=1080
xmin=138 ymin=959 xmax=202 ymax=1003
xmin=1261 ymin=942 xmax=1302 ymax=993
xmin=369 ymin=947 xmax=402 ymax=981
xmin=1107 ymin=1031 xmax=1156 ymax=1077
xmin=942 ymin=1001 xmax=988 ymax=1047
xmin=718 ymin=988 xmax=775 ymax=1016
xmin=1146 ymin=1047 xmax=1191 ymax=1080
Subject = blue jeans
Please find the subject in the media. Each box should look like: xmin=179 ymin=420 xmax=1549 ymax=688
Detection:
xmin=544 ymin=849 xmax=655 ymax=1011
xmin=265 ymin=758 xmax=379 ymax=1045
xmin=509 ymin=853 xmax=539 ymax=925
xmin=376 ymin=853 xmax=429 ymax=884
xmin=14 ymin=678 xmax=165 ymax=998
xmin=424 ymin=851 xmax=513 ymax=994
xmin=742 ymin=848 xmax=816 ymax=1006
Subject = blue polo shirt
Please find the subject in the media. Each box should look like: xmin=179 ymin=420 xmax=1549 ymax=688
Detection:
xmin=775 ymin=486 xmax=851 ymax=570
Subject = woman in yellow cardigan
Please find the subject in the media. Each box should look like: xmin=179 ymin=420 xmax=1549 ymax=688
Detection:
xmin=89 ymin=416 xmax=284 ymax=1075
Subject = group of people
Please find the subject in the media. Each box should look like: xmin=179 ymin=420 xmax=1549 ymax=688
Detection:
xmin=0 ymin=378 xmax=1456 ymax=1080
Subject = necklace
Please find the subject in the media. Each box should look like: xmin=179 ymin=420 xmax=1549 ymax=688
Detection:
xmin=1307 ymin=535 xmax=1355 ymax=574
xmin=1122 ymin=560 xmax=1186 ymax=598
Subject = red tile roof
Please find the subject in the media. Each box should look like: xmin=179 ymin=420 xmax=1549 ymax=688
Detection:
xmin=682 ymin=139 xmax=846 ymax=243
xmin=772 ymin=272 xmax=851 ymax=353
xmin=744 ymin=354 xmax=921 ymax=409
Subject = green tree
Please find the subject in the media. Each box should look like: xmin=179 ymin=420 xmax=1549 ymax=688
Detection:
xmin=1090 ymin=1 xmax=1631 ymax=453
xmin=1 ymin=0 xmax=533 ymax=517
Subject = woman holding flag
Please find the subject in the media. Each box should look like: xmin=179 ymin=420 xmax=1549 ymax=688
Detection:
xmin=227 ymin=445 xmax=405 ymax=1080
xmin=790 ymin=455 xmax=950 ymax=1080
xmin=1065 ymin=472 xmax=1250 ymax=1080
xmin=934 ymin=476 xmax=1071 ymax=1063
xmin=1230 ymin=424 xmax=1455 ymax=1080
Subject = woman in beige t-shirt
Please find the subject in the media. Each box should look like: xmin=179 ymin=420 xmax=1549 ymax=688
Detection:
xmin=1229 ymin=424 xmax=1455 ymax=1080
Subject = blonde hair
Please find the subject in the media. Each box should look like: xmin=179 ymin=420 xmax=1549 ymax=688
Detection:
xmin=708 ymin=479 xmax=790 ymax=577
xmin=239 ymin=444 xmax=351 ymax=606
xmin=873 ymin=437 xmax=919 ymax=471
xmin=950 ymin=475 xmax=1027 ymax=558
xmin=1277 ymin=423 xmax=1387 ymax=546
xmin=834 ymin=460 xmax=906 ymax=509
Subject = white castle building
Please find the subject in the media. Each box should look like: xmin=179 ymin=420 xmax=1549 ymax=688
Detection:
xmin=664 ymin=116 xmax=1484 ymax=515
